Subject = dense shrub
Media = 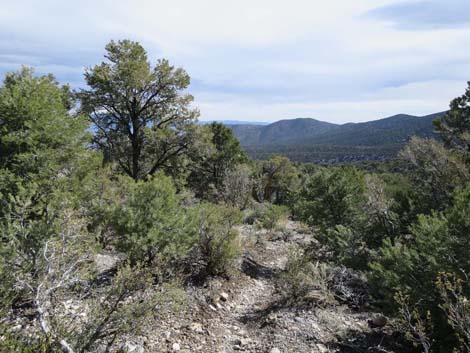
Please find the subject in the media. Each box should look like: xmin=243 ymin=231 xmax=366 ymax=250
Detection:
xmin=187 ymin=122 xmax=248 ymax=199
xmin=193 ymin=203 xmax=242 ymax=277
xmin=293 ymin=167 xmax=365 ymax=230
xmin=221 ymin=164 xmax=253 ymax=209
xmin=400 ymin=137 xmax=469 ymax=211
xmin=112 ymin=173 xmax=198 ymax=268
xmin=252 ymin=155 xmax=299 ymax=204
xmin=369 ymin=186 xmax=470 ymax=352
xmin=277 ymin=249 xmax=334 ymax=306
xmin=257 ymin=203 xmax=288 ymax=230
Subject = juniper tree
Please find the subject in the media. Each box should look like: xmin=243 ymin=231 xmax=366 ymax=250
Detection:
xmin=434 ymin=82 xmax=470 ymax=160
xmin=79 ymin=39 xmax=199 ymax=180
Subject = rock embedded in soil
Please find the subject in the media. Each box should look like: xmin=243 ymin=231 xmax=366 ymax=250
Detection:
xmin=172 ymin=342 xmax=181 ymax=351
xmin=369 ymin=314 xmax=388 ymax=328
xmin=220 ymin=292 xmax=229 ymax=301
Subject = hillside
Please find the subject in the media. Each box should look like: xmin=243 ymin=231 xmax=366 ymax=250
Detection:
xmin=229 ymin=112 xmax=444 ymax=163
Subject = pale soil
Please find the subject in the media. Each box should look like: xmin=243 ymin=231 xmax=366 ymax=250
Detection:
xmin=139 ymin=221 xmax=394 ymax=353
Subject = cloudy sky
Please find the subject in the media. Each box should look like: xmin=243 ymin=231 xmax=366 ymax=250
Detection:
xmin=1 ymin=0 xmax=470 ymax=123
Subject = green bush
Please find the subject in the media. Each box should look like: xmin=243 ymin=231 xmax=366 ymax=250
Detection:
xmin=292 ymin=168 xmax=400 ymax=270
xmin=194 ymin=203 xmax=242 ymax=277
xmin=292 ymin=167 xmax=365 ymax=230
xmin=277 ymin=249 xmax=334 ymax=306
xmin=221 ymin=164 xmax=253 ymax=209
xmin=112 ymin=173 xmax=198 ymax=268
xmin=369 ymin=186 xmax=470 ymax=352
xmin=252 ymin=155 xmax=299 ymax=204
xmin=400 ymin=137 xmax=469 ymax=212
xmin=258 ymin=203 xmax=288 ymax=230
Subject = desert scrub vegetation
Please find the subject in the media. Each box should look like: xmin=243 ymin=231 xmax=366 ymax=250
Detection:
xmin=1 ymin=38 xmax=470 ymax=353
xmin=112 ymin=173 xmax=199 ymax=270
xmin=257 ymin=204 xmax=289 ymax=231
xmin=192 ymin=203 xmax=242 ymax=278
xmin=277 ymin=249 xmax=335 ymax=307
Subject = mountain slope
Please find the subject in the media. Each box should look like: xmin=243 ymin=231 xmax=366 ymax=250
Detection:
xmin=228 ymin=112 xmax=445 ymax=163
xmin=229 ymin=118 xmax=338 ymax=145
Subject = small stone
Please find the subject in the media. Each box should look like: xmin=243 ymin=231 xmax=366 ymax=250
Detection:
xmin=10 ymin=324 xmax=22 ymax=332
xmin=369 ymin=314 xmax=387 ymax=328
xmin=240 ymin=338 xmax=251 ymax=346
xmin=123 ymin=341 xmax=144 ymax=353
xmin=172 ymin=342 xmax=181 ymax=351
xmin=189 ymin=322 xmax=204 ymax=333
xmin=238 ymin=329 xmax=248 ymax=337
xmin=316 ymin=343 xmax=328 ymax=353
xmin=270 ymin=348 xmax=281 ymax=353
xmin=233 ymin=338 xmax=242 ymax=346
xmin=265 ymin=313 xmax=277 ymax=325
xmin=95 ymin=252 xmax=125 ymax=274
xmin=220 ymin=292 xmax=229 ymax=301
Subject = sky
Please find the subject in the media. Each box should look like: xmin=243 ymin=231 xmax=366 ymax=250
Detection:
xmin=1 ymin=0 xmax=470 ymax=123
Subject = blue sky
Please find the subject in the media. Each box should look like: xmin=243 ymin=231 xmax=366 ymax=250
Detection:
xmin=1 ymin=0 xmax=470 ymax=123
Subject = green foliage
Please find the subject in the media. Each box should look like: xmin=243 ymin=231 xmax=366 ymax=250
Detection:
xmin=75 ymin=264 xmax=157 ymax=353
xmin=253 ymin=155 xmax=299 ymax=204
xmin=434 ymin=82 xmax=470 ymax=160
xmin=369 ymin=187 xmax=470 ymax=352
xmin=324 ymin=225 xmax=369 ymax=268
xmin=395 ymin=292 xmax=433 ymax=353
xmin=437 ymin=273 xmax=470 ymax=352
xmin=112 ymin=173 xmax=198 ymax=267
xmin=0 ymin=197 xmax=158 ymax=353
xmin=188 ymin=122 xmax=248 ymax=198
xmin=0 ymin=67 xmax=89 ymax=176
xmin=194 ymin=203 xmax=242 ymax=277
xmin=293 ymin=167 xmax=365 ymax=230
xmin=79 ymin=39 xmax=199 ymax=180
xmin=257 ymin=203 xmax=288 ymax=230
xmin=0 ymin=67 xmax=89 ymax=218
xmin=277 ymin=249 xmax=334 ymax=306
xmin=294 ymin=169 xmax=401 ymax=270
xmin=0 ymin=325 xmax=51 ymax=353
xmin=400 ymin=137 xmax=469 ymax=211
xmin=221 ymin=164 xmax=253 ymax=209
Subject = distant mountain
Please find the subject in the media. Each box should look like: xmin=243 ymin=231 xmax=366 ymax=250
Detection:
xmin=228 ymin=112 xmax=445 ymax=164
xmin=229 ymin=118 xmax=338 ymax=145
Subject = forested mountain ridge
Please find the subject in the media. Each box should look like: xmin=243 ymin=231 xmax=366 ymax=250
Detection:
xmin=229 ymin=112 xmax=445 ymax=163
xmin=229 ymin=112 xmax=443 ymax=145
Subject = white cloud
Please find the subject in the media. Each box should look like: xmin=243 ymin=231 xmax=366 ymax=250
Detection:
xmin=1 ymin=0 xmax=470 ymax=122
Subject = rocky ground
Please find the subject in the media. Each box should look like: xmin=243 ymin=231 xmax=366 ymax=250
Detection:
xmin=131 ymin=221 xmax=401 ymax=353
xmin=3 ymin=220 xmax=403 ymax=353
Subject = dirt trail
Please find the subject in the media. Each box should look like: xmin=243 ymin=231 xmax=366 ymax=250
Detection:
xmin=143 ymin=221 xmax=380 ymax=353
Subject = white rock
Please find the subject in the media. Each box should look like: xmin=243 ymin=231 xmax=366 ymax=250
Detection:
xmin=95 ymin=253 xmax=125 ymax=274
xmin=270 ymin=348 xmax=281 ymax=353
xmin=10 ymin=324 xmax=22 ymax=332
xmin=172 ymin=342 xmax=181 ymax=351
xmin=189 ymin=322 xmax=204 ymax=333
xmin=123 ymin=341 xmax=144 ymax=353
